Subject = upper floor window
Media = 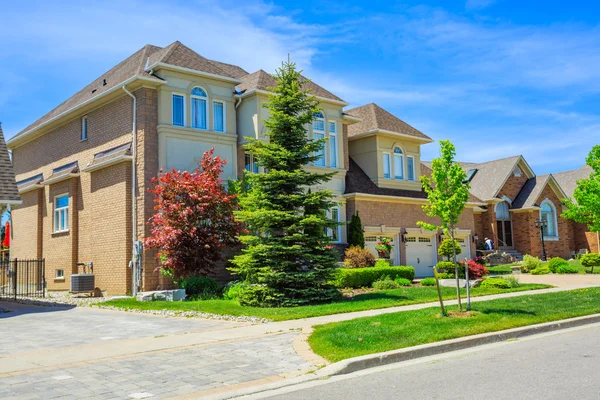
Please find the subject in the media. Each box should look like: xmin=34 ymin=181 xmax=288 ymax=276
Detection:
xmin=191 ymin=87 xmax=208 ymax=130
xmin=54 ymin=194 xmax=69 ymax=233
xmin=407 ymin=156 xmax=416 ymax=181
xmin=393 ymin=147 xmax=404 ymax=180
xmin=213 ymin=101 xmax=225 ymax=132
xmin=383 ymin=153 xmax=391 ymax=179
xmin=245 ymin=153 xmax=259 ymax=173
xmin=313 ymin=112 xmax=325 ymax=132
xmin=81 ymin=116 xmax=88 ymax=141
xmin=329 ymin=121 xmax=337 ymax=168
xmin=172 ymin=94 xmax=185 ymax=127
xmin=540 ymin=200 xmax=557 ymax=237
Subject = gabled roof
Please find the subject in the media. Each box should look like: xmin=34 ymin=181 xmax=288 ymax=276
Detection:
xmin=553 ymin=165 xmax=593 ymax=199
xmin=513 ymin=174 xmax=568 ymax=209
xmin=345 ymin=103 xmax=432 ymax=141
xmin=238 ymin=69 xmax=345 ymax=103
xmin=0 ymin=124 xmax=20 ymax=203
xmin=420 ymin=162 xmax=484 ymax=204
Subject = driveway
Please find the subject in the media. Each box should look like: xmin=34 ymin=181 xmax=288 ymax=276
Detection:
xmin=517 ymin=273 xmax=600 ymax=288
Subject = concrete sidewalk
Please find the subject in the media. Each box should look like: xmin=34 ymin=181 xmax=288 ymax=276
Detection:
xmin=2 ymin=278 xmax=599 ymax=399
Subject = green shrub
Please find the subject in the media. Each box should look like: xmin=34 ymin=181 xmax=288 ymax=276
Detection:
xmin=372 ymin=276 xmax=400 ymax=290
xmin=437 ymin=261 xmax=455 ymax=272
xmin=503 ymin=276 xmax=520 ymax=288
xmin=347 ymin=212 xmax=365 ymax=248
xmin=548 ymin=257 xmax=568 ymax=273
xmin=581 ymin=253 xmax=600 ymax=273
xmin=437 ymin=272 xmax=455 ymax=279
xmin=420 ymin=277 xmax=437 ymax=286
xmin=522 ymin=255 xmax=542 ymax=273
xmin=480 ymin=277 xmax=511 ymax=289
xmin=531 ymin=266 xmax=551 ymax=275
xmin=344 ymin=246 xmax=376 ymax=269
xmin=438 ymin=238 xmax=462 ymax=261
xmin=394 ymin=277 xmax=412 ymax=287
xmin=487 ymin=266 xmax=513 ymax=275
xmin=222 ymin=281 xmax=248 ymax=301
xmin=237 ymin=284 xmax=278 ymax=307
xmin=179 ymin=276 xmax=221 ymax=300
xmin=336 ymin=266 xmax=415 ymax=288
xmin=556 ymin=263 xmax=579 ymax=274
xmin=375 ymin=259 xmax=391 ymax=268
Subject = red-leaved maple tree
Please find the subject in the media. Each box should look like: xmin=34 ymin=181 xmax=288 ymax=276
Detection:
xmin=145 ymin=148 xmax=241 ymax=279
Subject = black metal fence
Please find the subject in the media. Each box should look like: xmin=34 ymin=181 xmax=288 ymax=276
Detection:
xmin=0 ymin=258 xmax=45 ymax=300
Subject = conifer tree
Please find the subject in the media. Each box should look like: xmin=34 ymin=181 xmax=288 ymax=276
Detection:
xmin=229 ymin=60 xmax=340 ymax=307
xmin=347 ymin=211 xmax=365 ymax=248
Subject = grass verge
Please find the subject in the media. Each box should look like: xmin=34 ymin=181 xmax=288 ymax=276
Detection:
xmin=309 ymin=287 xmax=600 ymax=362
xmin=102 ymin=284 xmax=549 ymax=322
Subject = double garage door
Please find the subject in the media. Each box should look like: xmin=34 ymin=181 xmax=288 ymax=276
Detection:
xmin=405 ymin=236 xmax=436 ymax=277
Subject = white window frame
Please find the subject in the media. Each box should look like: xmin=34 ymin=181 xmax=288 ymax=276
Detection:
xmin=329 ymin=121 xmax=338 ymax=168
xmin=212 ymin=100 xmax=226 ymax=132
xmin=383 ymin=153 xmax=391 ymax=179
xmin=407 ymin=156 xmax=416 ymax=181
xmin=190 ymin=87 xmax=208 ymax=130
xmin=244 ymin=152 xmax=259 ymax=173
xmin=53 ymin=194 xmax=69 ymax=233
xmin=55 ymin=269 xmax=64 ymax=280
xmin=326 ymin=206 xmax=342 ymax=243
xmin=81 ymin=116 xmax=88 ymax=141
xmin=540 ymin=199 xmax=559 ymax=239
xmin=393 ymin=147 xmax=404 ymax=180
xmin=172 ymin=93 xmax=186 ymax=127
xmin=312 ymin=113 xmax=326 ymax=167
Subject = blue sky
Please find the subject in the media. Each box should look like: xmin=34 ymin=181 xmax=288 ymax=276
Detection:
xmin=1 ymin=0 xmax=599 ymax=173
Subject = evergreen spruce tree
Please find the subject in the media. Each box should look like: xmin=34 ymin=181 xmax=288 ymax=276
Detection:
xmin=229 ymin=60 xmax=340 ymax=307
xmin=347 ymin=212 xmax=365 ymax=248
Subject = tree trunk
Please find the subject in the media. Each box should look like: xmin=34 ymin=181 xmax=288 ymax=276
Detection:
xmin=451 ymin=228 xmax=462 ymax=312
xmin=433 ymin=266 xmax=447 ymax=316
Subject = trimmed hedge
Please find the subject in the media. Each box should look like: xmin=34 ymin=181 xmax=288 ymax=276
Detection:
xmin=556 ymin=264 xmax=579 ymax=274
xmin=480 ymin=277 xmax=511 ymax=289
xmin=337 ymin=266 xmax=415 ymax=288
xmin=487 ymin=265 xmax=513 ymax=275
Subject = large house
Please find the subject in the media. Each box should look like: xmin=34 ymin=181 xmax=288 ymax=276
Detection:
xmin=7 ymin=41 xmax=597 ymax=295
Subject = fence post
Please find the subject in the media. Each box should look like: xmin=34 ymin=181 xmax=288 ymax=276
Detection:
xmin=12 ymin=258 xmax=17 ymax=301
xmin=42 ymin=259 xmax=46 ymax=298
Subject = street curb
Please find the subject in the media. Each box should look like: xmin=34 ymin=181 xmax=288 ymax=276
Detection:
xmin=317 ymin=313 xmax=600 ymax=376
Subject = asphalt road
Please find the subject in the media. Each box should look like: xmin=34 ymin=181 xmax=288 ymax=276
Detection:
xmin=260 ymin=324 xmax=600 ymax=400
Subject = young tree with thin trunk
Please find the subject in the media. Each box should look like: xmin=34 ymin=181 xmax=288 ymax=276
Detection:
xmin=562 ymin=145 xmax=600 ymax=243
xmin=419 ymin=140 xmax=470 ymax=312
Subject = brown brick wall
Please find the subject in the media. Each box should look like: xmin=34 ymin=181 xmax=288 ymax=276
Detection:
xmin=11 ymin=189 xmax=42 ymax=259
xmin=497 ymin=172 xmax=529 ymax=202
xmin=574 ymin=222 xmax=599 ymax=253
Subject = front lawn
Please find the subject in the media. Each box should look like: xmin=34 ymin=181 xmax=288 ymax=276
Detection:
xmin=309 ymin=287 xmax=600 ymax=362
xmin=103 ymin=284 xmax=549 ymax=322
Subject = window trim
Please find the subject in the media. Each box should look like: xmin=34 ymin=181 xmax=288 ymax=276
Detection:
xmin=81 ymin=116 xmax=88 ymax=141
xmin=540 ymin=199 xmax=558 ymax=238
xmin=244 ymin=152 xmax=259 ymax=173
xmin=172 ymin=92 xmax=186 ymax=127
xmin=326 ymin=206 xmax=342 ymax=243
xmin=212 ymin=100 xmax=226 ymax=132
xmin=383 ymin=152 xmax=392 ymax=179
xmin=393 ymin=146 xmax=404 ymax=180
xmin=53 ymin=193 xmax=70 ymax=233
xmin=329 ymin=121 xmax=338 ymax=168
xmin=190 ymin=86 xmax=209 ymax=130
xmin=407 ymin=156 xmax=416 ymax=181
xmin=313 ymin=112 xmax=325 ymax=133
xmin=55 ymin=269 xmax=65 ymax=280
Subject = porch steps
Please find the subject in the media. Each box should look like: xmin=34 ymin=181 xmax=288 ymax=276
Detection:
xmin=502 ymin=249 xmax=524 ymax=262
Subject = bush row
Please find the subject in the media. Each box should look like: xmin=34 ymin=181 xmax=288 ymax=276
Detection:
xmin=336 ymin=266 xmax=415 ymax=288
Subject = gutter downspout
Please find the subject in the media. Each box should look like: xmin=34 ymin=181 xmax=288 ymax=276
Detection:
xmin=122 ymin=86 xmax=138 ymax=296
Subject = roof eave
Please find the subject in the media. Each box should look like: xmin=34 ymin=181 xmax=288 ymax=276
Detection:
xmin=41 ymin=173 xmax=80 ymax=186
xmin=0 ymin=199 xmax=22 ymax=205
xmin=149 ymin=62 xmax=242 ymax=84
xmin=343 ymin=192 xmax=486 ymax=208
xmin=236 ymin=89 xmax=348 ymax=106
xmin=82 ymin=155 xmax=133 ymax=173
xmin=349 ymin=129 xmax=434 ymax=143
xmin=8 ymin=75 xmax=164 ymax=150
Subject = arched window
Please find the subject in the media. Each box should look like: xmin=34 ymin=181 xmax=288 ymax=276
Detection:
xmin=393 ymin=146 xmax=404 ymax=179
xmin=495 ymin=202 xmax=510 ymax=220
xmin=540 ymin=200 xmax=557 ymax=237
xmin=191 ymin=87 xmax=208 ymax=129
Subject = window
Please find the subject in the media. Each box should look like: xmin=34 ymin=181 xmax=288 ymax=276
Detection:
xmin=191 ymin=87 xmax=208 ymax=129
xmin=407 ymin=156 xmax=416 ymax=181
xmin=393 ymin=147 xmax=404 ymax=179
xmin=465 ymin=168 xmax=478 ymax=183
xmin=513 ymin=166 xmax=522 ymax=177
xmin=313 ymin=112 xmax=326 ymax=166
xmin=54 ymin=194 xmax=69 ymax=233
xmin=540 ymin=200 xmax=557 ymax=237
xmin=495 ymin=202 xmax=510 ymax=220
xmin=55 ymin=269 xmax=64 ymax=279
xmin=81 ymin=116 xmax=88 ymax=141
xmin=213 ymin=101 xmax=225 ymax=132
xmin=244 ymin=153 xmax=259 ymax=173
xmin=172 ymin=94 xmax=185 ymax=126
xmin=329 ymin=121 xmax=337 ymax=168
xmin=326 ymin=207 xmax=341 ymax=242
xmin=313 ymin=112 xmax=325 ymax=132
xmin=383 ymin=153 xmax=391 ymax=179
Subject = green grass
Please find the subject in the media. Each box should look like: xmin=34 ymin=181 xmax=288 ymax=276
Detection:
xmin=102 ymin=284 xmax=549 ymax=322
xmin=309 ymin=287 xmax=600 ymax=362
xmin=486 ymin=265 xmax=514 ymax=275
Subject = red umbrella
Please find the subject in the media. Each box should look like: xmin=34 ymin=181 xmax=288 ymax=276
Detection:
xmin=3 ymin=222 xmax=10 ymax=248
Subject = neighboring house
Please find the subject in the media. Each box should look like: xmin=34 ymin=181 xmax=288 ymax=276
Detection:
xmin=0 ymin=123 xmax=21 ymax=216
xmin=6 ymin=42 xmax=596 ymax=294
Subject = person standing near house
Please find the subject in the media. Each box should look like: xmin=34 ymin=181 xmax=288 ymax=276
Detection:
xmin=485 ymin=237 xmax=494 ymax=250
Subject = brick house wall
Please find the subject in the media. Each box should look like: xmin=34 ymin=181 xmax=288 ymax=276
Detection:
xmin=497 ymin=173 xmax=529 ymax=201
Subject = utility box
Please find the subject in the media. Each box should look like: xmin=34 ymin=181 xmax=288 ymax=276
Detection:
xmin=70 ymin=274 xmax=95 ymax=293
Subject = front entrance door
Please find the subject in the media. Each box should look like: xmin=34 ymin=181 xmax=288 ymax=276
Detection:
xmin=496 ymin=220 xmax=513 ymax=249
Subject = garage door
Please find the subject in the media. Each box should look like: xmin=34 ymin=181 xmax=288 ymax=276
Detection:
xmin=405 ymin=236 xmax=435 ymax=277
xmin=455 ymin=237 xmax=469 ymax=262
xmin=365 ymin=235 xmax=397 ymax=265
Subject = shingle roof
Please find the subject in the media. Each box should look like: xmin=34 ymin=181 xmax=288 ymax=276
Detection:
xmin=238 ymin=69 xmax=345 ymax=103
xmin=84 ymin=143 xmax=132 ymax=171
xmin=345 ymin=158 xmax=429 ymax=199
xmin=0 ymin=124 xmax=20 ymax=203
xmin=12 ymin=41 xmax=249 ymax=141
xmin=41 ymin=161 xmax=79 ymax=185
xmin=345 ymin=103 xmax=432 ymax=141
xmin=420 ymin=162 xmax=484 ymax=203
xmin=512 ymin=175 xmax=551 ymax=209
xmin=553 ymin=165 xmax=593 ymax=199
